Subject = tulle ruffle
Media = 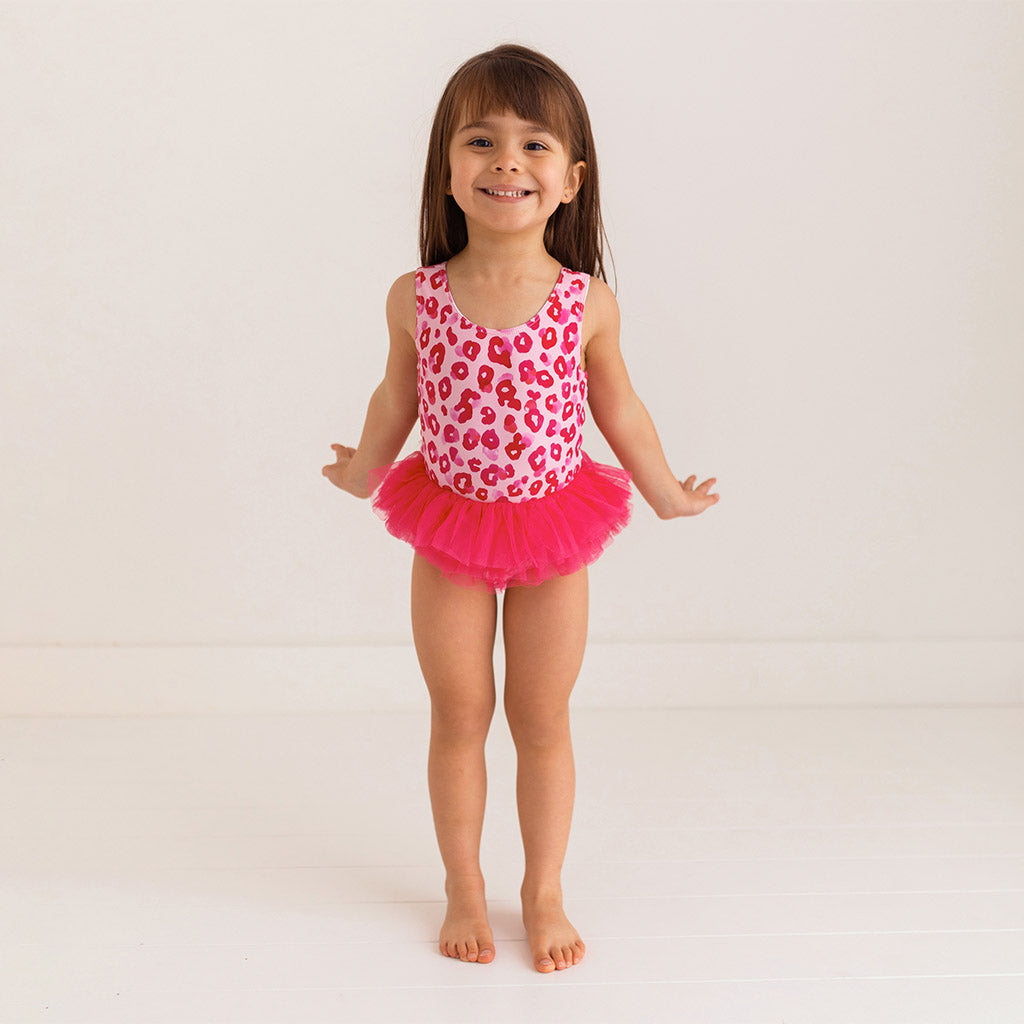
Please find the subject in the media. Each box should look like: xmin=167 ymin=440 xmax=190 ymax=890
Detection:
xmin=370 ymin=451 xmax=632 ymax=591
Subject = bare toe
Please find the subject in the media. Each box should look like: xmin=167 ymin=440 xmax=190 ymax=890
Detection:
xmin=439 ymin=878 xmax=495 ymax=965
xmin=523 ymin=893 xmax=584 ymax=974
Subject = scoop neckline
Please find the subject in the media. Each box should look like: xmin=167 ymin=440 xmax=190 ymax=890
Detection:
xmin=441 ymin=262 xmax=566 ymax=333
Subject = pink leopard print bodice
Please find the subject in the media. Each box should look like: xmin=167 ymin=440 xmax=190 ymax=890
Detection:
xmin=415 ymin=263 xmax=590 ymax=503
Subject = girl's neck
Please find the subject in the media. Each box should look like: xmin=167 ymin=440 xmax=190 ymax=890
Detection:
xmin=448 ymin=230 xmax=560 ymax=284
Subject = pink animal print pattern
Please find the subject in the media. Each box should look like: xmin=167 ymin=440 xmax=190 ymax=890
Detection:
xmin=415 ymin=263 xmax=590 ymax=504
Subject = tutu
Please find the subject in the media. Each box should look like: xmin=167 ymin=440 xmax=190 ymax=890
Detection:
xmin=371 ymin=451 xmax=632 ymax=591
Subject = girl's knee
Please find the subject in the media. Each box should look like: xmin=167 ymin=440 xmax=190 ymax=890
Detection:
xmin=431 ymin=693 xmax=496 ymax=744
xmin=504 ymin=698 xmax=570 ymax=749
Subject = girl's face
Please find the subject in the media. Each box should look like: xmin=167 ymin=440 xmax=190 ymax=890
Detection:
xmin=446 ymin=109 xmax=585 ymax=240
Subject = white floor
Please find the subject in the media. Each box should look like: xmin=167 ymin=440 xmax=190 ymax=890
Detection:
xmin=2 ymin=705 xmax=1022 ymax=1023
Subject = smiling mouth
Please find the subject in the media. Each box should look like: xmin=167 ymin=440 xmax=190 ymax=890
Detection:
xmin=482 ymin=188 xmax=532 ymax=197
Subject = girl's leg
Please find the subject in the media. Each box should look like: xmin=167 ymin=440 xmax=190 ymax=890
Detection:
xmin=411 ymin=553 xmax=498 ymax=964
xmin=502 ymin=565 xmax=589 ymax=973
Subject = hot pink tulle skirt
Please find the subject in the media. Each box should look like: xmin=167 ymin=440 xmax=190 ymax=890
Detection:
xmin=370 ymin=451 xmax=632 ymax=591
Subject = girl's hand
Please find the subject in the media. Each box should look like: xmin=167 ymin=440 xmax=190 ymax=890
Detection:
xmin=321 ymin=444 xmax=370 ymax=499
xmin=657 ymin=475 xmax=720 ymax=519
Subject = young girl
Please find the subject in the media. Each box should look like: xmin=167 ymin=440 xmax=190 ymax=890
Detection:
xmin=323 ymin=44 xmax=719 ymax=973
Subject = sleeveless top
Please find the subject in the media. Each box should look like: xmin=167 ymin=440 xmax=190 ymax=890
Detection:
xmin=414 ymin=262 xmax=590 ymax=504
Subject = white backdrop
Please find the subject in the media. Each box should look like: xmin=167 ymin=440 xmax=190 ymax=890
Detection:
xmin=2 ymin=3 xmax=1021 ymax=701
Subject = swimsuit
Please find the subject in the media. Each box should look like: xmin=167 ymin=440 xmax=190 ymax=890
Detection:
xmin=371 ymin=262 xmax=631 ymax=590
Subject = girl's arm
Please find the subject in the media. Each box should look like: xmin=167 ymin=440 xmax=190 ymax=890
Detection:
xmin=322 ymin=273 xmax=420 ymax=499
xmin=583 ymin=278 xmax=719 ymax=519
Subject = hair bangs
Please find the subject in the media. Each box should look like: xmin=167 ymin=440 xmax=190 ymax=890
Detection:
xmin=452 ymin=61 xmax=573 ymax=154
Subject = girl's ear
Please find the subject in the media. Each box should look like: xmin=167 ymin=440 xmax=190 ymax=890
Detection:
xmin=562 ymin=161 xmax=586 ymax=203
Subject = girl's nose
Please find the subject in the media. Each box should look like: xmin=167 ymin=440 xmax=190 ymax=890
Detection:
xmin=493 ymin=149 xmax=519 ymax=173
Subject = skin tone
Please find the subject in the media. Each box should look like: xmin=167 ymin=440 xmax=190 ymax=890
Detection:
xmin=323 ymin=108 xmax=719 ymax=972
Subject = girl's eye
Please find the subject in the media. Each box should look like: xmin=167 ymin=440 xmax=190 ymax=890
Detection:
xmin=466 ymin=138 xmax=547 ymax=151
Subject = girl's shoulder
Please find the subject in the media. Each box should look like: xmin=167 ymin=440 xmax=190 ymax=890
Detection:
xmin=385 ymin=270 xmax=419 ymax=339
xmin=583 ymin=274 xmax=616 ymax=306
xmin=387 ymin=269 xmax=419 ymax=299
xmin=581 ymin=274 xmax=620 ymax=345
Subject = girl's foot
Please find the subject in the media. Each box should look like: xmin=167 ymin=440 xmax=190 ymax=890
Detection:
xmin=439 ymin=876 xmax=495 ymax=963
xmin=521 ymin=889 xmax=586 ymax=972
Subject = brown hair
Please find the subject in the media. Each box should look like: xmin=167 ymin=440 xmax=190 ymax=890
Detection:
xmin=419 ymin=44 xmax=610 ymax=281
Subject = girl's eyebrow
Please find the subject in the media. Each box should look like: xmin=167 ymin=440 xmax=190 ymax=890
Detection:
xmin=456 ymin=119 xmax=554 ymax=135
